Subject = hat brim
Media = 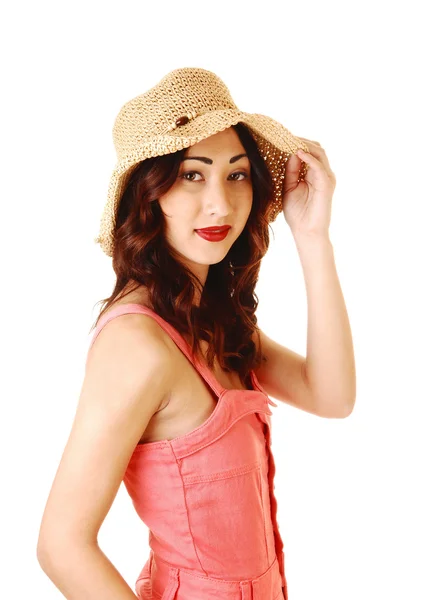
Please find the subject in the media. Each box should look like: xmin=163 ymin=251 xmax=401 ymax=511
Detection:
xmin=95 ymin=109 xmax=309 ymax=256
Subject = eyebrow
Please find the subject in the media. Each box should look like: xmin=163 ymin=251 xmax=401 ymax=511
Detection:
xmin=180 ymin=153 xmax=248 ymax=165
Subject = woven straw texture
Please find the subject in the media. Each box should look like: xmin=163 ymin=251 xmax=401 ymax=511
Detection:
xmin=95 ymin=67 xmax=309 ymax=256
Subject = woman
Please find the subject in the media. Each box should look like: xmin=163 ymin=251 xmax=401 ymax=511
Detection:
xmin=37 ymin=67 xmax=355 ymax=600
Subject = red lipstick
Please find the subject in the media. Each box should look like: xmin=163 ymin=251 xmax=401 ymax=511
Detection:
xmin=195 ymin=225 xmax=231 ymax=242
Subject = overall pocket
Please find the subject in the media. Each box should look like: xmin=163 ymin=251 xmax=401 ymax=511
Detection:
xmin=160 ymin=566 xmax=180 ymax=600
xmin=135 ymin=554 xmax=153 ymax=600
xmin=182 ymin=459 xmax=268 ymax=575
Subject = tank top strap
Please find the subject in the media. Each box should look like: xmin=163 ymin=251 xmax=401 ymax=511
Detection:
xmin=87 ymin=303 xmax=224 ymax=398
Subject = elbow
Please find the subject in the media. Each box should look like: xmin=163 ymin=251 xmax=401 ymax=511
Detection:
xmin=36 ymin=531 xmax=87 ymax=573
xmin=36 ymin=532 xmax=62 ymax=573
xmin=37 ymin=536 xmax=97 ymax=577
xmin=36 ymin=524 xmax=60 ymax=570
xmin=315 ymin=396 xmax=356 ymax=419
xmin=36 ymin=539 xmax=56 ymax=574
xmin=337 ymin=396 xmax=356 ymax=418
xmin=36 ymin=528 xmax=50 ymax=569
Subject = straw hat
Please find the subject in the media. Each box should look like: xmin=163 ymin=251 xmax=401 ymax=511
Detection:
xmin=95 ymin=67 xmax=310 ymax=257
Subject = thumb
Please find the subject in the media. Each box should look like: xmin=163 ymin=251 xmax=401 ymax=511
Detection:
xmin=283 ymin=153 xmax=303 ymax=192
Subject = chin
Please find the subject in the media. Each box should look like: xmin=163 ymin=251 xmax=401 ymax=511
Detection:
xmin=172 ymin=235 xmax=235 ymax=266
xmin=198 ymin=251 xmax=230 ymax=265
xmin=183 ymin=247 xmax=231 ymax=266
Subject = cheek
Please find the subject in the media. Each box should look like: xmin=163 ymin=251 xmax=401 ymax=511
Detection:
xmin=241 ymin=192 xmax=253 ymax=216
xmin=160 ymin=204 xmax=197 ymax=240
xmin=159 ymin=194 xmax=194 ymax=223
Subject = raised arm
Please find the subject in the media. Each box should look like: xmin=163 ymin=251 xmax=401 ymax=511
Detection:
xmin=36 ymin=313 xmax=175 ymax=599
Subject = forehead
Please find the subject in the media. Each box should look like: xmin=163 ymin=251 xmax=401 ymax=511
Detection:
xmin=185 ymin=127 xmax=245 ymax=156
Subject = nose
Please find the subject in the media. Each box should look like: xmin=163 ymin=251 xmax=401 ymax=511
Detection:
xmin=203 ymin=179 xmax=234 ymax=217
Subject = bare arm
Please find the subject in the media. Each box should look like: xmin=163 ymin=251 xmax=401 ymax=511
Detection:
xmin=295 ymin=234 xmax=356 ymax=416
xmin=253 ymin=236 xmax=355 ymax=419
xmin=38 ymin=541 xmax=139 ymax=599
xmin=37 ymin=313 xmax=175 ymax=599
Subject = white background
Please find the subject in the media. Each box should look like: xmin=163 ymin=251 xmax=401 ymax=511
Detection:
xmin=1 ymin=1 xmax=430 ymax=599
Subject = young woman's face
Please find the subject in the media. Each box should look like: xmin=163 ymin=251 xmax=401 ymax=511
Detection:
xmin=158 ymin=127 xmax=253 ymax=282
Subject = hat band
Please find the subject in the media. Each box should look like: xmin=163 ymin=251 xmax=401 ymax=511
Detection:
xmin=159 ymin=109 xmax=199 ymax=135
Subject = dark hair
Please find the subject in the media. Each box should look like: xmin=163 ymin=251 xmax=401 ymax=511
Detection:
xmin=90 ymin=123 xmax=274 ymax=389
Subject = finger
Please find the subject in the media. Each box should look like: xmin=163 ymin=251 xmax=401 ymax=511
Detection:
xmin=296 ymin=149 xmax=329 ymax=174
xmin=296 ymin=145 xmax=333 ymax=177
xmin=296 ymin=149 xmax=320 ymax=164
xmin=284 ymin=152 xmax=304 ymax=189
xmin=296 ymin=150 xmax=336 ymax=182
xmin=297 ymin=140 xmax=327 ymax=160
xmin=297 ymin=136 xmax=322 ymax=147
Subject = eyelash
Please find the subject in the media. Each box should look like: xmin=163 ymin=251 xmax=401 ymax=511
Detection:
xmin=180 ymin=170 xmax=249 ymax=182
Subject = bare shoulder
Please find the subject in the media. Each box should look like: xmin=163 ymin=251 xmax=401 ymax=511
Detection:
xmin=89 ymin=309 xmax=173 ymax=370
xmin=37 ymin=310 xmax=175 ymax=555
xmin=88 ymin=309 xmax=178 ymax=409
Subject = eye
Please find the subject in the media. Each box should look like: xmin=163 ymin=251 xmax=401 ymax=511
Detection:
xmin=180 ymin=171 xmax=203 ymax=182
xmin=229 ymin=171 xmax=249 ymax=181
xmin=179 ymin=171 xmax=249 ymax=182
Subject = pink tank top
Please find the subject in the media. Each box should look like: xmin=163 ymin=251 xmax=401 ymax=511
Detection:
xmin=88 ymin=303 xmax=288 ymax=600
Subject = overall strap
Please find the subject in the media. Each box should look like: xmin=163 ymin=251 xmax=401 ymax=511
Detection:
xmin=87 ymin=303 xmax=224 ymax=398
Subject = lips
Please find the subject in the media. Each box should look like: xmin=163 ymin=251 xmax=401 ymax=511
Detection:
xmin=195 ymin=227 xmax=231 ymax=242
xmin=195 ymin=226 xmax=231 ymax=233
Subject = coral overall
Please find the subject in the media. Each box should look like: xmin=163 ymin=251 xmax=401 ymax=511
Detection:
xmin=88 ymin=304 xmax=288 ymax=599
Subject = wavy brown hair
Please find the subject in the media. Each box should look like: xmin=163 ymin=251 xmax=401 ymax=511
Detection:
xmin=90 ymin=123 xmax=275 ymax=389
